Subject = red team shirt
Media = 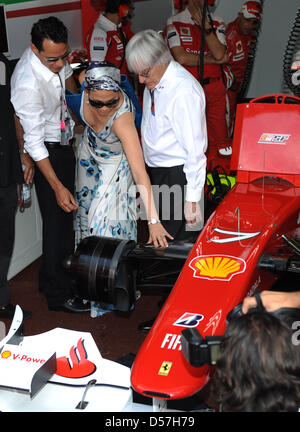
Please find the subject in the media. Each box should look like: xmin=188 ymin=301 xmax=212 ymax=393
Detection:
xmin=165 ymin=8 xmax=227 ymax=81
xmin=226 ymin=17 xmax=255 ymax=88
xmin=89 ymin=13 xmax=131 ymax=75
xmin=165 ymin=9 xmax=232 ymax=172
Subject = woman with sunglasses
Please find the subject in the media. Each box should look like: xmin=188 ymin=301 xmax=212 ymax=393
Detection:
xmin=75 ymin=61 xmax=172 ymax=248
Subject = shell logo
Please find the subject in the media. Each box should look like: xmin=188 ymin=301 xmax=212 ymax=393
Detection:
xmin=1 ymin=351 xmax=11 ymax=359
xmin=189 ymin=255 xmax=246 ymax=281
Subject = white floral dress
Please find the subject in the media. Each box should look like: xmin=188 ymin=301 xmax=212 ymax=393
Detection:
xmin=75 ymin=90 xmax=137 ymax=245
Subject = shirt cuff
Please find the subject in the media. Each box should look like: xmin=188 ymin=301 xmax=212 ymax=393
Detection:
xmin=185 ymin=186 xmax=202 ymax=203
xmin=24 ymin=144 xmax=49 ymax=162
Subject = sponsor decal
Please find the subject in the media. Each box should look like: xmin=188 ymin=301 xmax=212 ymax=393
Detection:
xmin=56 ymin=338 xmax=96 ymax=379
xmin=180 ymin=26 xmax=191 ymax=35
xmin=161 ymin=333 xmax=182 ymax=351
xmin=181 ymin=36 xmax=193 ymax=42
xmin=173 ymin=313 xmax=204 ymax=328
xmin=167 ymin=31 xmax=177 ymax=39
xmin=204 ymin=310 xmax=222 ymax=335
xmin=210 ymin=228 xmax=260 ymax=244
xmin=113 ymin=35 xmax=121 ymax=44
xmin=189 ymin=255 xmax=246 ymax=281
xmin=158 ymin=361 xmax=172 ymax=376
xmin=247 ymin=276 xmax=261 ymax=298
xmin=1 ymin=350 xmax=46 ymax=364
xmin=233 ymin=53 xmax=245 ymax=61
xmin=258 ymin=133 xmax=291 ymax=145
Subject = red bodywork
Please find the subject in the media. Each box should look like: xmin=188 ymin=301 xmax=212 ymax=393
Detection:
xmin=131 ymin=95 xmax=300 ymax=400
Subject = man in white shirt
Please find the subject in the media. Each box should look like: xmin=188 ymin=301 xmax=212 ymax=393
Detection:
xmin=126 ymin=29 xmax=207 ymax=241
xmin=11 ymin=16 xmax=88 ymax=313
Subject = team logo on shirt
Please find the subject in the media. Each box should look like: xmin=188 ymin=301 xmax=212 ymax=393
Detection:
xmin=180 ymin=26 xmax=191 ymax=36
xmin=113 ymin=35 xmax=122 ymax=44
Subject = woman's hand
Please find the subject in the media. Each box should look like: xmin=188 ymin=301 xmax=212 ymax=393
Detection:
xmin=147 ymin=222 xmax=174 ymax=248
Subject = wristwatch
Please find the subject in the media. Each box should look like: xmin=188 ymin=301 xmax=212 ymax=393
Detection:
xmin=148 ymin=218 xmax=160 ymax=225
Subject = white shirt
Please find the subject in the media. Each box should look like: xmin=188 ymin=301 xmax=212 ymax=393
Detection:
xmin=11 ymin=47 xmax=74 ymax=162
xmin=141 ymin=61 xmax=207 ymax=202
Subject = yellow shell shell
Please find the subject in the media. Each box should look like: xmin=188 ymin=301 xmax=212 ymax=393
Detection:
xmin=189 ymin=255 xmax=246 ymax=280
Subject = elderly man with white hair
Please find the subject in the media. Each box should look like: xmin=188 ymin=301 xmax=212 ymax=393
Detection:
xmin=126 ymin=29 xmax=207 ymax=242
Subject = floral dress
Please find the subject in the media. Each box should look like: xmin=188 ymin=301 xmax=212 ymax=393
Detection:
xmin=75 ymin=90 xmax=137 ymax=245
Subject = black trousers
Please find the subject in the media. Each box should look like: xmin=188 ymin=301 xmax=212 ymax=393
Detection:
xmin=0 ymin=184 xmax=18 ymax=307
xmin=148 ymin=164 xmax=193 ymax=241
xmin=34 ymin=146 xmax=76 ymax=308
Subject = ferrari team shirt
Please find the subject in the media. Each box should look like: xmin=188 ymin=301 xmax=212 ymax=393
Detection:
xmin=89 ymin=13 xmax=128 ymax=75
xmin=11 ymin=47 xmax=74 ymax=162
xmin=141 ymin=61 xmax=207 ymax=203
xmin=226 ymin=17 xmax=255 ymax=86
xmin=165 ymin=8 xmax=227 ymax=81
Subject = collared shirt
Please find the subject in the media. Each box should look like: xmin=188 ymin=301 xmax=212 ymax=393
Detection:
xmin=89 ymin=13 xmax=128 ymax=74
xmin=10 ymin=47 xmax=74 ymax=162
xmin=141 ymin=61 xmax=207 ymax=203
xmin=165 ymin=8 xmax=226 ymax=81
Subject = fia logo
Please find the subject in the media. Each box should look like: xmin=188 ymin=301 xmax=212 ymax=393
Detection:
xmin=173 ymin=313 xmax=204 ymax=328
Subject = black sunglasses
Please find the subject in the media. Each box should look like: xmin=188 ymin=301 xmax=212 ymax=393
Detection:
xmin=88 ymin=97 xmax=120 ymax=109
xmin=45 ymin=50 xmax=71 ymax=63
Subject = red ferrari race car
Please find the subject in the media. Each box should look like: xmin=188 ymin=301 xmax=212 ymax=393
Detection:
xmin=66 ymin=93 xmax=300 ymax=403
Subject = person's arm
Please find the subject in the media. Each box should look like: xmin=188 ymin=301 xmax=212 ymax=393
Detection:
xmin=14 ymin=114 xmax=35 ymax=184
xmin=11 ymin=86 xmax=77 ymax=212
xmin=188 ymin=0 xmax=227 ymax=62
xmin=89 ymin=26 xmax=109 ymax=62
xmin=66 ymin=75 xmax=78 ymax=94
xmin=170 ymin=45 xmax=228 ymax=68
xmin=242 ymin=291 xmax=300 ymax=314
xmin=113 ymin=112 xmax=174 ymax=248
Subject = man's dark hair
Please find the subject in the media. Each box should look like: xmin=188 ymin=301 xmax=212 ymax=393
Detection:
xmin=212 ymin=311 xmax=300 ymax=412
xmin=31 ymin=16 xmax=68 ymax=52
xmin=105 ymin=0 xmax=131 ymax=14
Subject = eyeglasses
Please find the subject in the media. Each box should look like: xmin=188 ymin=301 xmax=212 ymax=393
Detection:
xmin=138 ymin=67 xmax=152 ymax=78
xmin=44 ymin=50 xmax=71 ymax=63
xmin=88 ymin=97 xmax=120 ymax=109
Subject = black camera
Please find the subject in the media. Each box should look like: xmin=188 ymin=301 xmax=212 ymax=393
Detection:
xmin=181 ymin=328 xmax=224 ymax=367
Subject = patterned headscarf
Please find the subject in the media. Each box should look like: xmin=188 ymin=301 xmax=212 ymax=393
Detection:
xmin=85 ymin=61 xmax=121 ymax=92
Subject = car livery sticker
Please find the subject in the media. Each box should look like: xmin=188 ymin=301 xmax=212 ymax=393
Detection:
xmin=189 ymin=255 xmax=246 ymax=281
xmin=258 ymin=133 xmax=291 ymax=145
xmin=173 ymin=313 xmax=204 ymax=328
xmin=158 ymin=361 xmax=173 ymax=376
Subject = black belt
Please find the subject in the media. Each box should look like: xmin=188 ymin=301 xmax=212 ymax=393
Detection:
xmin=45 ymin=138 xmax=74 ymax=149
